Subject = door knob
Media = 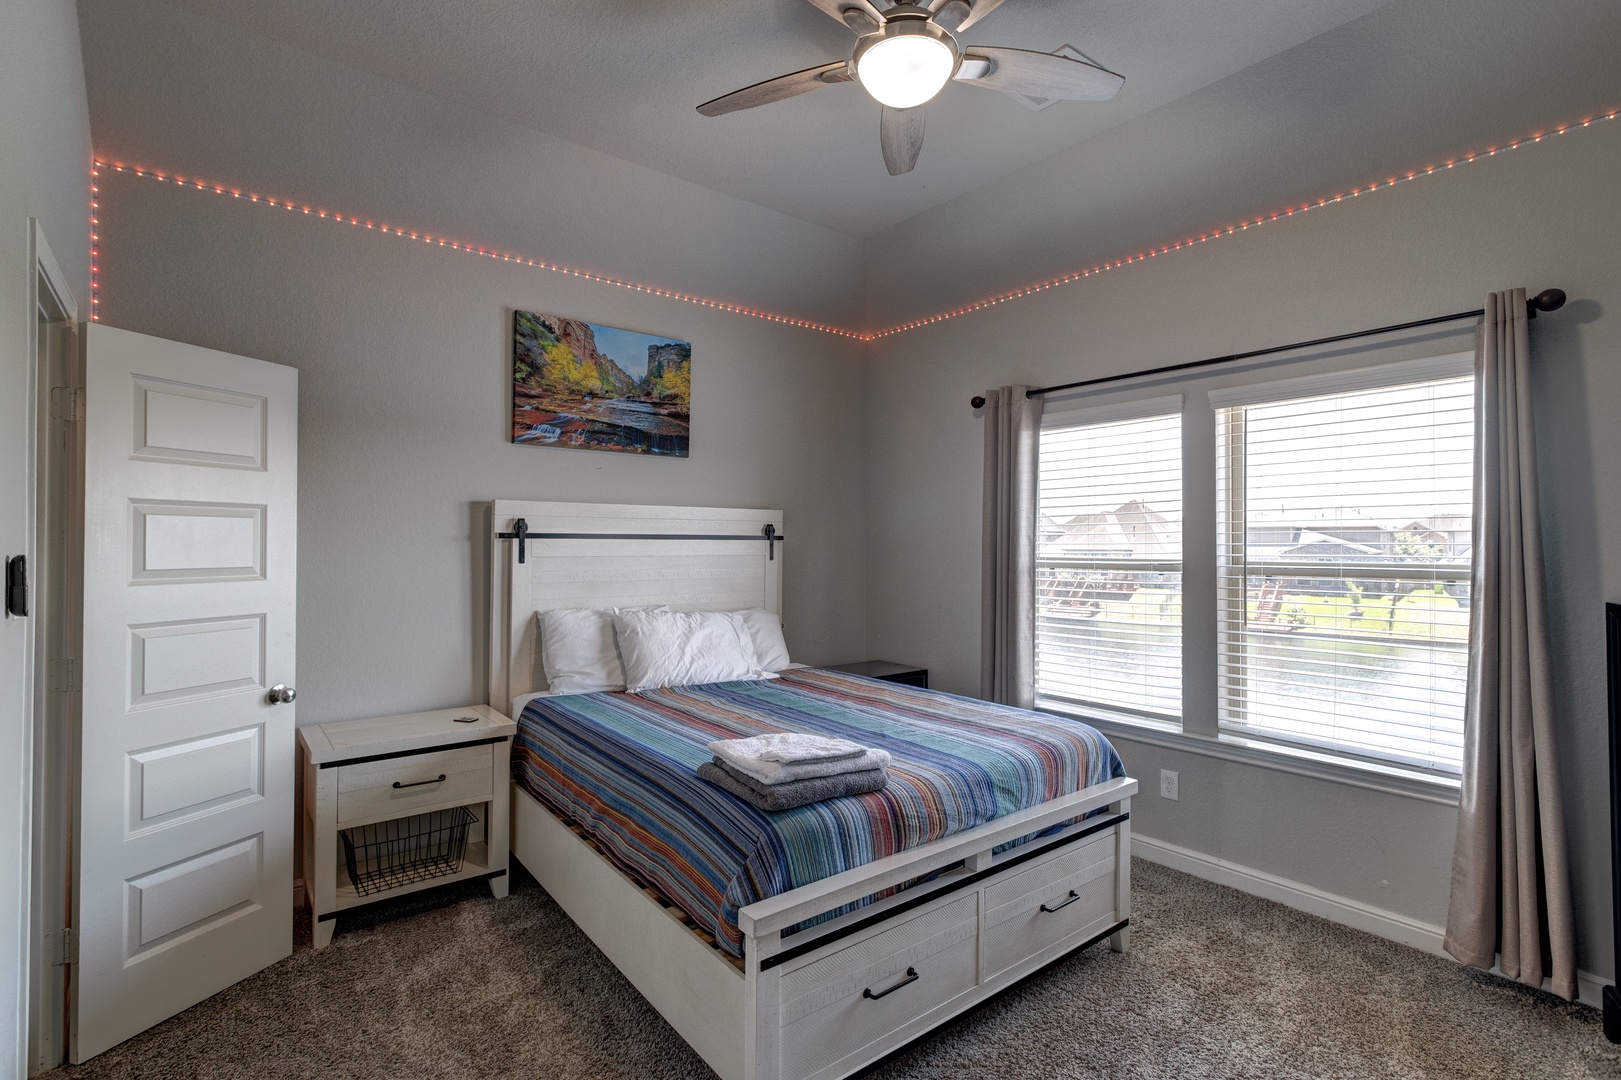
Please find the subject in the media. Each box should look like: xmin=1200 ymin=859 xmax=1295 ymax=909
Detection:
xmin=267 ymin=684 xmax=296 ymax=704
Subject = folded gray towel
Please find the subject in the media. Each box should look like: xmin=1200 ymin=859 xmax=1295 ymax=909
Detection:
xmin=698 ymin=760 xmax=888 ymax=812
xmin=709 ymin=737 xmax=891 ymax=785
xmin=708 ymin=757 xmax=862 ymax=799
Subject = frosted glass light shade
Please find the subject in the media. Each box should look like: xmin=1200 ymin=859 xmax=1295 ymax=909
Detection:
xmin=857 ymin=34 xmax=954 ymax=109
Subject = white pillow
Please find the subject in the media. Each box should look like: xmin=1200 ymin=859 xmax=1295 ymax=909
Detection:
xmin=538 ymin=607 xmax=661 ymax=695
xmin=612 ymin=608 xmax=769 ymax=692
xmin=735 ymin=608 xmax=791 ymax=672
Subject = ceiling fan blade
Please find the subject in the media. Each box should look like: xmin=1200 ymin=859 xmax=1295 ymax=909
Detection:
xmin=942 ymin=0 xmax=1009 ymax=33
xmin=697 ymin=61 xmax=853 ymax=117
xmin=954 ymin=46 xmax=1124 ymax=100
xmin=880 ymin=105 xmax=926 ymax=175
xmin=801 ymin=0 xmax=885 ymax=34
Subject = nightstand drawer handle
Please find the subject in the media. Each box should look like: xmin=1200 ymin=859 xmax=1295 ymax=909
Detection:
xmin=1040 ymin=889 xmax=1081 ymax=914
xmin=863 ymin=967 xmax=919 ymax=1000
xmin=392 ymin=774 xmax=447 ymax=790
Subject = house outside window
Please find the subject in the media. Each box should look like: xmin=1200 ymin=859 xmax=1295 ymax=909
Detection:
xmin=1035 ymin=398 xmax=1182 ymax=723
xmin=1212 ymin=354 xmax=1475 ymax=775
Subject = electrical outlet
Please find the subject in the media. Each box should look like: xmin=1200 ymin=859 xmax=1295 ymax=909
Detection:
xmin=1159 ymin=769 xmax=1179 ymax=801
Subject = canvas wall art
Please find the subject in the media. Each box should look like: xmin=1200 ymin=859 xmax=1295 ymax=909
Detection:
xmin=512 ymin=309 xmax=691 ymax=456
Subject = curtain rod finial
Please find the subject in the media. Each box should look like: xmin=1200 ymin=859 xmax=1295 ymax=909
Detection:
xmin=970 ymin=395 xmax=987 ymax=409
xmin=1531 ymin=288 xmax=1566 ymax=315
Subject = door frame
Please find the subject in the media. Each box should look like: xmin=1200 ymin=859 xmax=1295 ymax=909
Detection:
xmin=25 ymin=219 xmax=81 ymax=1075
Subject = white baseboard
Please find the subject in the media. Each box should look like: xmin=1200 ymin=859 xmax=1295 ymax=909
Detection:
xmin=1132 ymin=833 xmax=1607 ymax=1010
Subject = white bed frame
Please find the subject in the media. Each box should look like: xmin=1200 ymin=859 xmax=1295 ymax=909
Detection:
xmin=487 ymin=500 xmax=1136 ymax=1080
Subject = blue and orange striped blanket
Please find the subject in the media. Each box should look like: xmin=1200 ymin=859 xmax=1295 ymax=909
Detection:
xmin=514 ymin=667 xmax=1124 ymax=957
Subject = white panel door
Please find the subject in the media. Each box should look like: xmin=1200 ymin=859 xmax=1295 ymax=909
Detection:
xmin=73 ymin=324 xmax=296 ymax=1062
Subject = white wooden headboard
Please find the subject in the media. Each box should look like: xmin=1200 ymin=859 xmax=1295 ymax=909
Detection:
xmin=486 ymin=500 xmax=784 ymax=710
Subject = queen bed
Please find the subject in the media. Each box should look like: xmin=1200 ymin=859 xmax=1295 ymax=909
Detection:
xmin=487 ymin=500 xmax=1137 ymax=1080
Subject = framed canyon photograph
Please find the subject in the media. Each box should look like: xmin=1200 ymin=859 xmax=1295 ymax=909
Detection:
xmin=511 ymin=309 xmax=691 ymax=456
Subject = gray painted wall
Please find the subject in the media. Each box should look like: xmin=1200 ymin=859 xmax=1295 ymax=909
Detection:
xmin=863 ymin=125 xmax=1621 ymax=981
xmin=96 ymin=175 xmax=871 ymax=722
xmin=83 ymin=0 xmax=872 ymax=729
xmin=0 ymin=1 xmax=91 ymax=1071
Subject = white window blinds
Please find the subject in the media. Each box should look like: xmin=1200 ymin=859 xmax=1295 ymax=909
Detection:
xmin=1216 ymin=368 xmax=1475 ymax=774
xmin=1036 ymin=406 xmax=1182 ymax=722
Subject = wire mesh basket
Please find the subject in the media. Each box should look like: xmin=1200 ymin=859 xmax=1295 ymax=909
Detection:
xmin=340 ymin=805 xmax=478 ymax=897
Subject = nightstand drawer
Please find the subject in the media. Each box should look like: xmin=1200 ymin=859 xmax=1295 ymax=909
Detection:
xmin=336 ymin=744 xmax=493 ymax=825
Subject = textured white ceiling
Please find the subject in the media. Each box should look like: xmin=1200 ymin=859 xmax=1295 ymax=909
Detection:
xmin=156 ymin=0 xmax=1392 ymax=236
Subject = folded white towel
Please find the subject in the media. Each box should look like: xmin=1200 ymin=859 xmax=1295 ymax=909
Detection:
xmin=708 ymin=732 xmax=866 ymax=765
xmin=710 ymin=737 xmax=893 ymax=786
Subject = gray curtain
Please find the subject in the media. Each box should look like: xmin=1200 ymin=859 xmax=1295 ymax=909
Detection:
xmin=1444 ymin=288 xmax=1576 ymax=1000
xmin=981 ymin=386 xmax=1042 ymax=708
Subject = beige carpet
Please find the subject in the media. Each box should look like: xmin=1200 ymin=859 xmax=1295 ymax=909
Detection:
xmin=47 ymin=859 xmax=1619 ymax=1079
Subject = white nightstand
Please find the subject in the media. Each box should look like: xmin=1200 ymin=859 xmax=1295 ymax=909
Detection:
xmin=298 ymin=704 xmax=516 ymax=948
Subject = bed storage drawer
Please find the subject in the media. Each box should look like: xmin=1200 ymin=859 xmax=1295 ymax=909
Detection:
xmin=335 ymin=744 xmax=494 ymax=825
xmin=981 ymin=831 xmax=1117 ymax=980
xmin=778 ymin=894 xmax=979 ymax=1080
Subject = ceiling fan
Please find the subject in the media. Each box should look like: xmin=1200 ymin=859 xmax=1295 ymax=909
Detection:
xmin=696 ymin=0 xmax=1125 ymax=175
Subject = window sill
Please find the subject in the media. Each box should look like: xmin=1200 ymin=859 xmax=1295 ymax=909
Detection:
xmin=1034 ymin=697 xmax=1462 ymax=807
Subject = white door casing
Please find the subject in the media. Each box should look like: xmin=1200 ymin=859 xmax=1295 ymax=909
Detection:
xmin=74 ymin=324 xmax=296 ymax=1062
xmin=28 ymin=220 xmax=81 ymax=1074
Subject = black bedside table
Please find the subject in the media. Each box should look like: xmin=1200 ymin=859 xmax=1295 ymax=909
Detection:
xmin=827 ymin=660 xmax=928 ymax=689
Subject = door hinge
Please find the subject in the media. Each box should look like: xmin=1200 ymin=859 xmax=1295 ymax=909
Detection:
xmin=48 ymin=657 xmax=79 ymax=692
xmin=49 ymin=386 xmax=84 ymax=423
xmin=47 ymin=927 xmax=76 ymax=967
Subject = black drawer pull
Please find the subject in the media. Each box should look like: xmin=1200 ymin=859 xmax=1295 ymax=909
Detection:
xmin=1040 ymin=889 xmax=1081 ymax=913
xmin=392 ymin=774 xmax=447 ymax=790
xmin=863 ymin=967 xmax=919 ymax=1000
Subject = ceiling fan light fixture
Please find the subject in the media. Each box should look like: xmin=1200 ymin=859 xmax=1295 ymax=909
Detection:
xmin=856 ymin=26 xmax=956 ymax=109
xmin=696 ymin=0 xmax=1127 ymax=177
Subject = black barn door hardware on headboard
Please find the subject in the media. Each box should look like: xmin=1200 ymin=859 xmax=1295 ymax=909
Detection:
xmin=496 ymin=518 xmax=785 ymax=564
xmin=969 ymin=288 xmax=1568 ymax=409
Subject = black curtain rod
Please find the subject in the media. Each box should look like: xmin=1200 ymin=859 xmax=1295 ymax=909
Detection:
xmin=969 ymin=288 xmax=1567 ymax=410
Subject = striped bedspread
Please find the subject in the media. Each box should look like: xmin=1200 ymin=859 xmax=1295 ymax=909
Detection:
xmin=513 ymin=667 xmax=1124 ymax=957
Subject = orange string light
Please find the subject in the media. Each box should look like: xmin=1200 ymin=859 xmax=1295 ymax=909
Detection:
xmin=89 ymin=106 xmax=1617 ymax=340
xmin=89 ymin=162 xmax=100 ymax=319
xmin=866 ymin=108 xmax=1616 ymax=339
xmin=90 ymin=161 xmax=861 ymax=339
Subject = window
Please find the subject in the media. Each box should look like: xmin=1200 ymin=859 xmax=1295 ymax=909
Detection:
xmin=1215 ymin=360 xmax=1474 ymax=775
xmin=1036 ymin=401 xmax=1182 ymax=722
